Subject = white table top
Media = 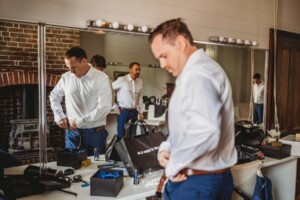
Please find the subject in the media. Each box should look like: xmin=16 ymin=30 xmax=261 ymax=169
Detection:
xmin=4 ymin=154 xmax=297 ymax=200
xmin=4 ymin=155 xmax=163 ymax=200
xmin=261 ymin=155 xmax=297 ymax=168
xmin=280 ymin=135 xmax=300 ymax=146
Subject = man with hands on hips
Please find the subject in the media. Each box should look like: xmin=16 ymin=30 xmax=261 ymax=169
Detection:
xmin=149 ymin=18 xmax=237 ymax=200
xmin=49 ymin=46 xmax=112 ymax=155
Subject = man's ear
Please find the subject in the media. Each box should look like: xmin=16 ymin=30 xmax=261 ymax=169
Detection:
xmin=175 ymin=35 xmax=187 ymax=51
xmin=81 ymin=58 xmax=88 ymax=64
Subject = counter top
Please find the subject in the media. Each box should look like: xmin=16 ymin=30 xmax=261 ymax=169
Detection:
xmin=4 ymin=156 xmax=162 ymax=200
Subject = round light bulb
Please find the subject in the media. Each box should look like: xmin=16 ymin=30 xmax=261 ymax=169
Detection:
xmin=95 ymin=20 xmax=103 ymax=27
xmin=244 ymin=40 xmax=250 ymax=45
xmin=127 ymin=24 xmax=134 ymax=31
xmin=111 ymin=22 xmax=119 ymax=29
xmin=228 ymin=38 xmax=234 ymax=43
xmin=219 ymin=36 xmax=224 ymax=42
xmin=252 ymin=41 xmax=257 ymax=46
xmin=236 ymin=39 xmax=242 ymax=44
xmin=140 ymin=25 xmax=148 ymax=33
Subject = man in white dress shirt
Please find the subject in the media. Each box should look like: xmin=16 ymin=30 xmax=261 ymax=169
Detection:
xmin=112 ymin=62 xmax=144 ymax=139
xmin=49 ymin=46 xmax=112 ymax=155
xmin=149 ymin=18 xmax=237 ymax=200
xmin=253 ymin=73 xmax=264 ymax=125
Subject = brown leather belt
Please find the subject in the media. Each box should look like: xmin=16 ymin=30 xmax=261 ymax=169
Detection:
xmin=95 ymin=125 xmax=106 ymax=132
xmin=180 ymin=168 xmax=230 ymax=176
xmin=120 ymin=107 xmax=137 ymax=112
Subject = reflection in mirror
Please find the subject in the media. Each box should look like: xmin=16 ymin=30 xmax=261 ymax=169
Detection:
xmin=0 ymin=19 xmax=268 ymax=164
xmin=44 ymin=25 xmax=177 ymax=147
xmin=80 ymin=31 xmax=175 ymax=97
xmin=195 ymin=43 xmax=267 ymax=126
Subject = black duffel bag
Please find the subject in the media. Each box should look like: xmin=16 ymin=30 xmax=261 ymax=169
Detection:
xmin=235 ymin=120 xmax=265 ymax=153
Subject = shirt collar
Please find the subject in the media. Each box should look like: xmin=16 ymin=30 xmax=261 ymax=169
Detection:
xmin=176 ymin=48 xmax=204 ymax=82
xmin=126 ymin=74 xmax=134 ymax=81
xmin=83 ymin=64 xmax=94 ymax=79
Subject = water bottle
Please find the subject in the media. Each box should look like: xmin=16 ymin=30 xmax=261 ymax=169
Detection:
xmin=94 ymin=147 xmax=99 ymax=161
xmin=133 ymin=169 xmax=139 ymax=185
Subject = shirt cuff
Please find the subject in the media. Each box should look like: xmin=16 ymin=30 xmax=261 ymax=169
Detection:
xmin=112 ymin=104 xmax=118 ymax=109
xmin=158 ymin=141 xmax=170 ymax=152
xmin=165 ymin=158 xmax=180 ymax=178
xmin=76 ymin=118 xmax=83 ymax=128
xmin=55 ymin=113 xmax=66 ymax=124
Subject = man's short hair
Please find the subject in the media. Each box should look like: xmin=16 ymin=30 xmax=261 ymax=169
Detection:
xmin=90 ymin=55 xmax=106 ymax=68
xmin=253 ymin=73 xmax=261 ymax=79
xmin=129 ymin=62 xmax=140 ymax=69
xmin=65 ymin=46 xmax=87 ymax=61
xmin=148 ymin=18 xmax=194 ymax=46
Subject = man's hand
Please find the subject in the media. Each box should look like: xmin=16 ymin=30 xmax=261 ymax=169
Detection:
xmin=58 ymin=118 xmax=68 ymax=129
xmin=158 ymin=150 xmax=170 ymax=168
xmin=114 ymin=107 xmax=120 ymax=114
xmin=170 ymin=172 xmax=187 ymax=182
xmin=69 ymin=119 xmax=78 ymax=130
xmin=158 ymin=150 xmax=187 ymax=182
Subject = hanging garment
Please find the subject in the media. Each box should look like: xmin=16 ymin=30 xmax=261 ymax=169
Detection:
xmin=252 ymin=171 xmax=273 ymax=200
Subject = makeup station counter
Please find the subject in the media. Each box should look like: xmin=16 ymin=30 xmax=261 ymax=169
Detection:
xmin=4 ymin=154 xmax=297 ymax=200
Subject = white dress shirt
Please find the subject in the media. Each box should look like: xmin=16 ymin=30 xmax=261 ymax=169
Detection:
xmin=159 ymin=49 xmax=237 ymax=178
xmin=49 ymin=64 xmax=112 ymax=128
xmin=253 ymin=82 xmax=264 ymax=104
xmin=112 ymin=74 xmax=143 ymax=113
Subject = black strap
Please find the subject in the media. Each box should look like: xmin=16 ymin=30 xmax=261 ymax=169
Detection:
xmin=233 ymin=186 xmax=251 ymax=200
xmin=124 ymin=120 xmax=152 ymax=139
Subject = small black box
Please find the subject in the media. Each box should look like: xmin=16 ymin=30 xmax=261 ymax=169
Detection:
xmin=56 ymin=149 xmax=87 ymax=169
xmin=262 ymin=143 xmax=291 ymax=159
xmin=90 ymin=169 xmax=124 ymax=197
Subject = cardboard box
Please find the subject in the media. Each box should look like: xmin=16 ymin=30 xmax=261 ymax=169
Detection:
xmin=90 ymin=169 xmax=124 ymax=197
xmin=56 ymin=149 xmax=87 ymax=169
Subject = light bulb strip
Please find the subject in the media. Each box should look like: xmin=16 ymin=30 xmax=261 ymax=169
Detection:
xmin=209 ymin=36 xmax=258 ymax=47
xmin=106 ymin=61 xmax=121 ymax=66
xmin=87 ymin=20 xmax=152 ymax=35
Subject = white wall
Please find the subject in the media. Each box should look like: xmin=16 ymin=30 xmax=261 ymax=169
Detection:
xmin=1 ymin=0 xmax=300 ymax=49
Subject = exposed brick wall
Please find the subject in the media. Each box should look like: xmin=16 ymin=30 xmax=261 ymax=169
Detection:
xmin=0 ymin=20 xmax=80 ymax=163
xmin=0 ymin=71 xmax=61 ymax=87
xmin=46 ymin=27 xmax=80 ymax=70
xmin=0 ymin=21 xmax=38 ymax=70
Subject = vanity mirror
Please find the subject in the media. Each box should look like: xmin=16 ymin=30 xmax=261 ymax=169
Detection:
xmin=0 ymin=19 xmax=268 ymax=163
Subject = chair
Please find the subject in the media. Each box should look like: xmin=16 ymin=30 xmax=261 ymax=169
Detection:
xmin=144 ymin=105 xmax=166 ymax=127
xmin=231 ymin=160 xmax=262 ymax=200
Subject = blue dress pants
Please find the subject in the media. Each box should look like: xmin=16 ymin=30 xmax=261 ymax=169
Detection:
xmin=253 ymin=103 xmax=264 ymax=124
xmin=164 ymin=172 xmax=234 ymax=200
xmin=65 ymin=127 xmax=108 ymax=156
xmin=117 ymin=109 xmax=138 ymax=138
